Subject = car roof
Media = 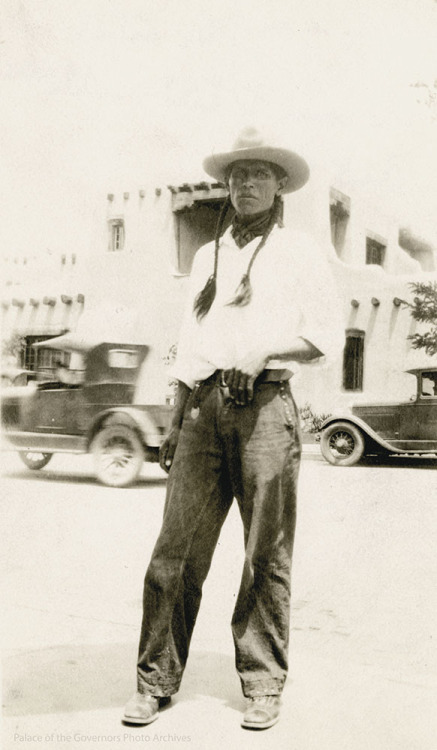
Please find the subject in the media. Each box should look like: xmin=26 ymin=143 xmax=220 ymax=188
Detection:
xmin=406 ymin=366 xmax=437 ymax=374
xmin=32 ymin=334 xmax=145 ymax=353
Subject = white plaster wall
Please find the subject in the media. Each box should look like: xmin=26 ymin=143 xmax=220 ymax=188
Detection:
xmin=3 ymin=172 xmax=436 ymax=415
xmin=82 ymin=178 xmax=437 ymax=413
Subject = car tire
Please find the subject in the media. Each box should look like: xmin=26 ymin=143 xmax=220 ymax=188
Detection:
xmin=320 ymin=422 xmax=365 ymax=466
xmin=19 ymin=451 xmax=53 ymax=470
xmin=91 ymin=424 xmax=145 ymax=487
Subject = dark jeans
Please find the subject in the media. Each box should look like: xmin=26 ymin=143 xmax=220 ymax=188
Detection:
xmin=137 ymin=378 xmax=302 ymax=698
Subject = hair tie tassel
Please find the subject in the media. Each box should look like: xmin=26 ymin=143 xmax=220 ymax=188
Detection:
xmin=193 ymin=274 xmax=217 ymax=319
xmin=226 ymin=274 xmax=252 ymax=307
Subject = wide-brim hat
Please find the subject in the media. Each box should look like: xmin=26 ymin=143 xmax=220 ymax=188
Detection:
xmin=203 ymin=126 xmax=310 ymax=194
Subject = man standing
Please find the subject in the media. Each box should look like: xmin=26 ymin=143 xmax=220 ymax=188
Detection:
xmin=124 ymin=127 xmax=344 ymax=730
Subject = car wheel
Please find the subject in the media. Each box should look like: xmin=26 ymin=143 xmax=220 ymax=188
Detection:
xmin=92 ymin=424 xmax=144 ymax=487
xmin=19 ymin=451 xmax=53 ymax=470
xmin=320 ymin=422 xmax=365 ymax=466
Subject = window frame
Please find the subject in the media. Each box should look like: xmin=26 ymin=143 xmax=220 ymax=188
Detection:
xmin=108 ymin=218 xmax=125 ymax=252
xmin=329 ymin=188 xmax=350 ymax=256
xmin=343 ymin=329 xmax=365 ymax=391
xmin=365 ymin=235 xmax=386 ymax=266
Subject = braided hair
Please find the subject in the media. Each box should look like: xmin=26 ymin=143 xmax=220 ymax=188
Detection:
xmin=193 ymin=196 xmax=232 ymax=320
xmin=193 ymin=194 xmax=284 ymax=320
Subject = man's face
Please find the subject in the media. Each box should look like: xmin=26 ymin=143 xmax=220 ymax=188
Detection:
xmin=228 ymin=160 xmax=287 ymax=216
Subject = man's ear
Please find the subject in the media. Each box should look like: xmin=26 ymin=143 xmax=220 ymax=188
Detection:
xmin=277 ymin=176 xmax=288 ymax=194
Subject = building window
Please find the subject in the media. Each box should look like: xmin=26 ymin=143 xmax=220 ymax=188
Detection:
xmin=398 ymin=228 xmax=436 ymax=272
xmin=343 ymin=329 xmax=365 ymax=391
xmin=108 ymin=219 xmax=125 ymax=252
xmin=21 ymin=335 xmax=67 ymax=371
xmin=329 ymin=188 xmax=350 ymax=256
xmin=37 ymin=347 xmax=69 ymax=371
xmin=366 ymin=236 xmax=386 ymax=266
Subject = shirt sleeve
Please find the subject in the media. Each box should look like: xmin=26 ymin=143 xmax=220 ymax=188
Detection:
xmin=293 ymin=235 xmax=345 ymax=364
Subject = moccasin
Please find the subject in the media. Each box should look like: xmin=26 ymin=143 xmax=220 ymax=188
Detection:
xmin=123 ymin=692 xmax=171 ymax=725
xmin=241 ymin=695 xmax=281 ymax=730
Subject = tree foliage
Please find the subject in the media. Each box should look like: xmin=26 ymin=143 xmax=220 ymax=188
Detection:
xmin=1 ymin=333 xmax=26 ymax=363
xmin=406 ymin=281 xmax=437 ymax=356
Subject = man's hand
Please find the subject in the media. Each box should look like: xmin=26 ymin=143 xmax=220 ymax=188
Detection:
xmin=224 ymin=350 xmax=269 ymax=405
xmin=222 ymin=338 xmax=323 ymax=405
xmin=159 ymin=426 xmax=181 ymax=473
xmin=159 ymin=380 xmax=192 ymax=472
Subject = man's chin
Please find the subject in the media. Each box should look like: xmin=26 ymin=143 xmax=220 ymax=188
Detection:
xmin=236 ymin=202 xmax=262 ymax=216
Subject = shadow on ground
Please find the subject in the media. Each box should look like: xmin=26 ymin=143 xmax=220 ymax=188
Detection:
xmin=2 ymin=644 xmax=241 ymax=716
xmin=358 ymin=455 xmax=437 ymax=470
xmin=304 ymin=452 xmax=437 ymax=470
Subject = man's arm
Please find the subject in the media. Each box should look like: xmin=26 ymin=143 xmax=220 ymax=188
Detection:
xmin=159 ymin=380 xmax=192 ymax=472
xmin=224 ymin=338 xmax=322 ymax=405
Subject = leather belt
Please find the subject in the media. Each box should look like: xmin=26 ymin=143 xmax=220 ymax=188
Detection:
xmin=200 ymin=368 xmax=293 ymax=387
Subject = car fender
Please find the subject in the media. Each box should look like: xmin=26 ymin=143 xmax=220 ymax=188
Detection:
xmin=87 ymin=407 xmax=165 ymax=450
xmin=320 ymin=414 xmax=405 ymax=454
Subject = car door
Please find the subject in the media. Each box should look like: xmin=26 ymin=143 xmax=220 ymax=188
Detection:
xmin=399 ymin=372 xmax=437 ymax=448
xmin=27 ymin=385 xmax=85 ymax=434
xmin=398 ymin=401 xmax=421 ymax=445
xmin=415 ymin=372 xmax=437 ymax=445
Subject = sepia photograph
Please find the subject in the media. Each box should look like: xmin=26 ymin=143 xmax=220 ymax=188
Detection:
xmin=1 ymin=1 xmax=437 ymax=748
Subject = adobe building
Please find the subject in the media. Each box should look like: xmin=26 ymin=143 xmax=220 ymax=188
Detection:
xmin=83 ymin=165 xmax=437 ymax=412
xmin=2 ymin=165 xmax=436 ymax=416
xmin=1 ymin=249 xmax=85 ymax=373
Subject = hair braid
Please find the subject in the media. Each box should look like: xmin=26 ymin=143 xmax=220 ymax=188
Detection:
xmin=226 ymin=194 xmax=284 ymax=308
xmin=193 ymin=196 xmax=232 ymax=320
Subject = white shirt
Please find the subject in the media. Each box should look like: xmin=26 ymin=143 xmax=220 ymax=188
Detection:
xmin=173 ymin=224 xmax=345 ymax=389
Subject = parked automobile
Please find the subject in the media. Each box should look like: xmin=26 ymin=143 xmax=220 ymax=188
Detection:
xmin=1 ymin=334 xmax=172 ymax=486
xmin=319 ymin=367 xmax=437 ymax=466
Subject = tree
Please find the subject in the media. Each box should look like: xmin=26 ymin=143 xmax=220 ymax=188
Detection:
xmin=406 ymin=281 xmax=437 ymax=356
xmin=1 ymin=332 xmax=26 ymax=365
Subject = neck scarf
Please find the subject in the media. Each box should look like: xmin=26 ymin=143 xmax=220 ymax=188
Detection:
xmin=231 ymin=208 xmax=273 ymax=249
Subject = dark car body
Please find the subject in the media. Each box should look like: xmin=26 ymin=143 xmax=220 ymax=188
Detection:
xmin=319 ymin=367 xmax=437 ymax=466
xmin=1 ymin=334 xmax=172 ymax=486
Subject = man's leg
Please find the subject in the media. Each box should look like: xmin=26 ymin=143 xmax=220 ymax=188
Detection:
xmin=136 ymin=386 xmax=233 ymax=696
xmin=225 ymin=382 xmax=301 ymax=725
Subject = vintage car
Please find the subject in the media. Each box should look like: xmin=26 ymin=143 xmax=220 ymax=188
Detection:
xmin=1 ymin=334 xmax=172 ymax=486
xmin=319 ymin=367 xmax=437 ymax=466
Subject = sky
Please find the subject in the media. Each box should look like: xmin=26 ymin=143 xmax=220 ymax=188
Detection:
xmin=1 ymin=0 xmax=437 ymax=261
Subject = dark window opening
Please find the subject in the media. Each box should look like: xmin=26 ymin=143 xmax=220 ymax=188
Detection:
xmin=343 ymin=330 xmax=365 ymax=391
xmin=108 ymin=219 xmax=125 ymax=252
xmin=366 ymin=237 xmax=386 ymax=266
xmin=37 ymin=347 xmax=70 ymax=371
xmin=398 ymin=228 xmax=436 ymax=272
xmin=329 ymin=188 xmax=350 ymax=256
xmin=21 ymin=335 xmax=67 ymax=371
xmin=174 ymin=198 xmax=231 ymax=275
